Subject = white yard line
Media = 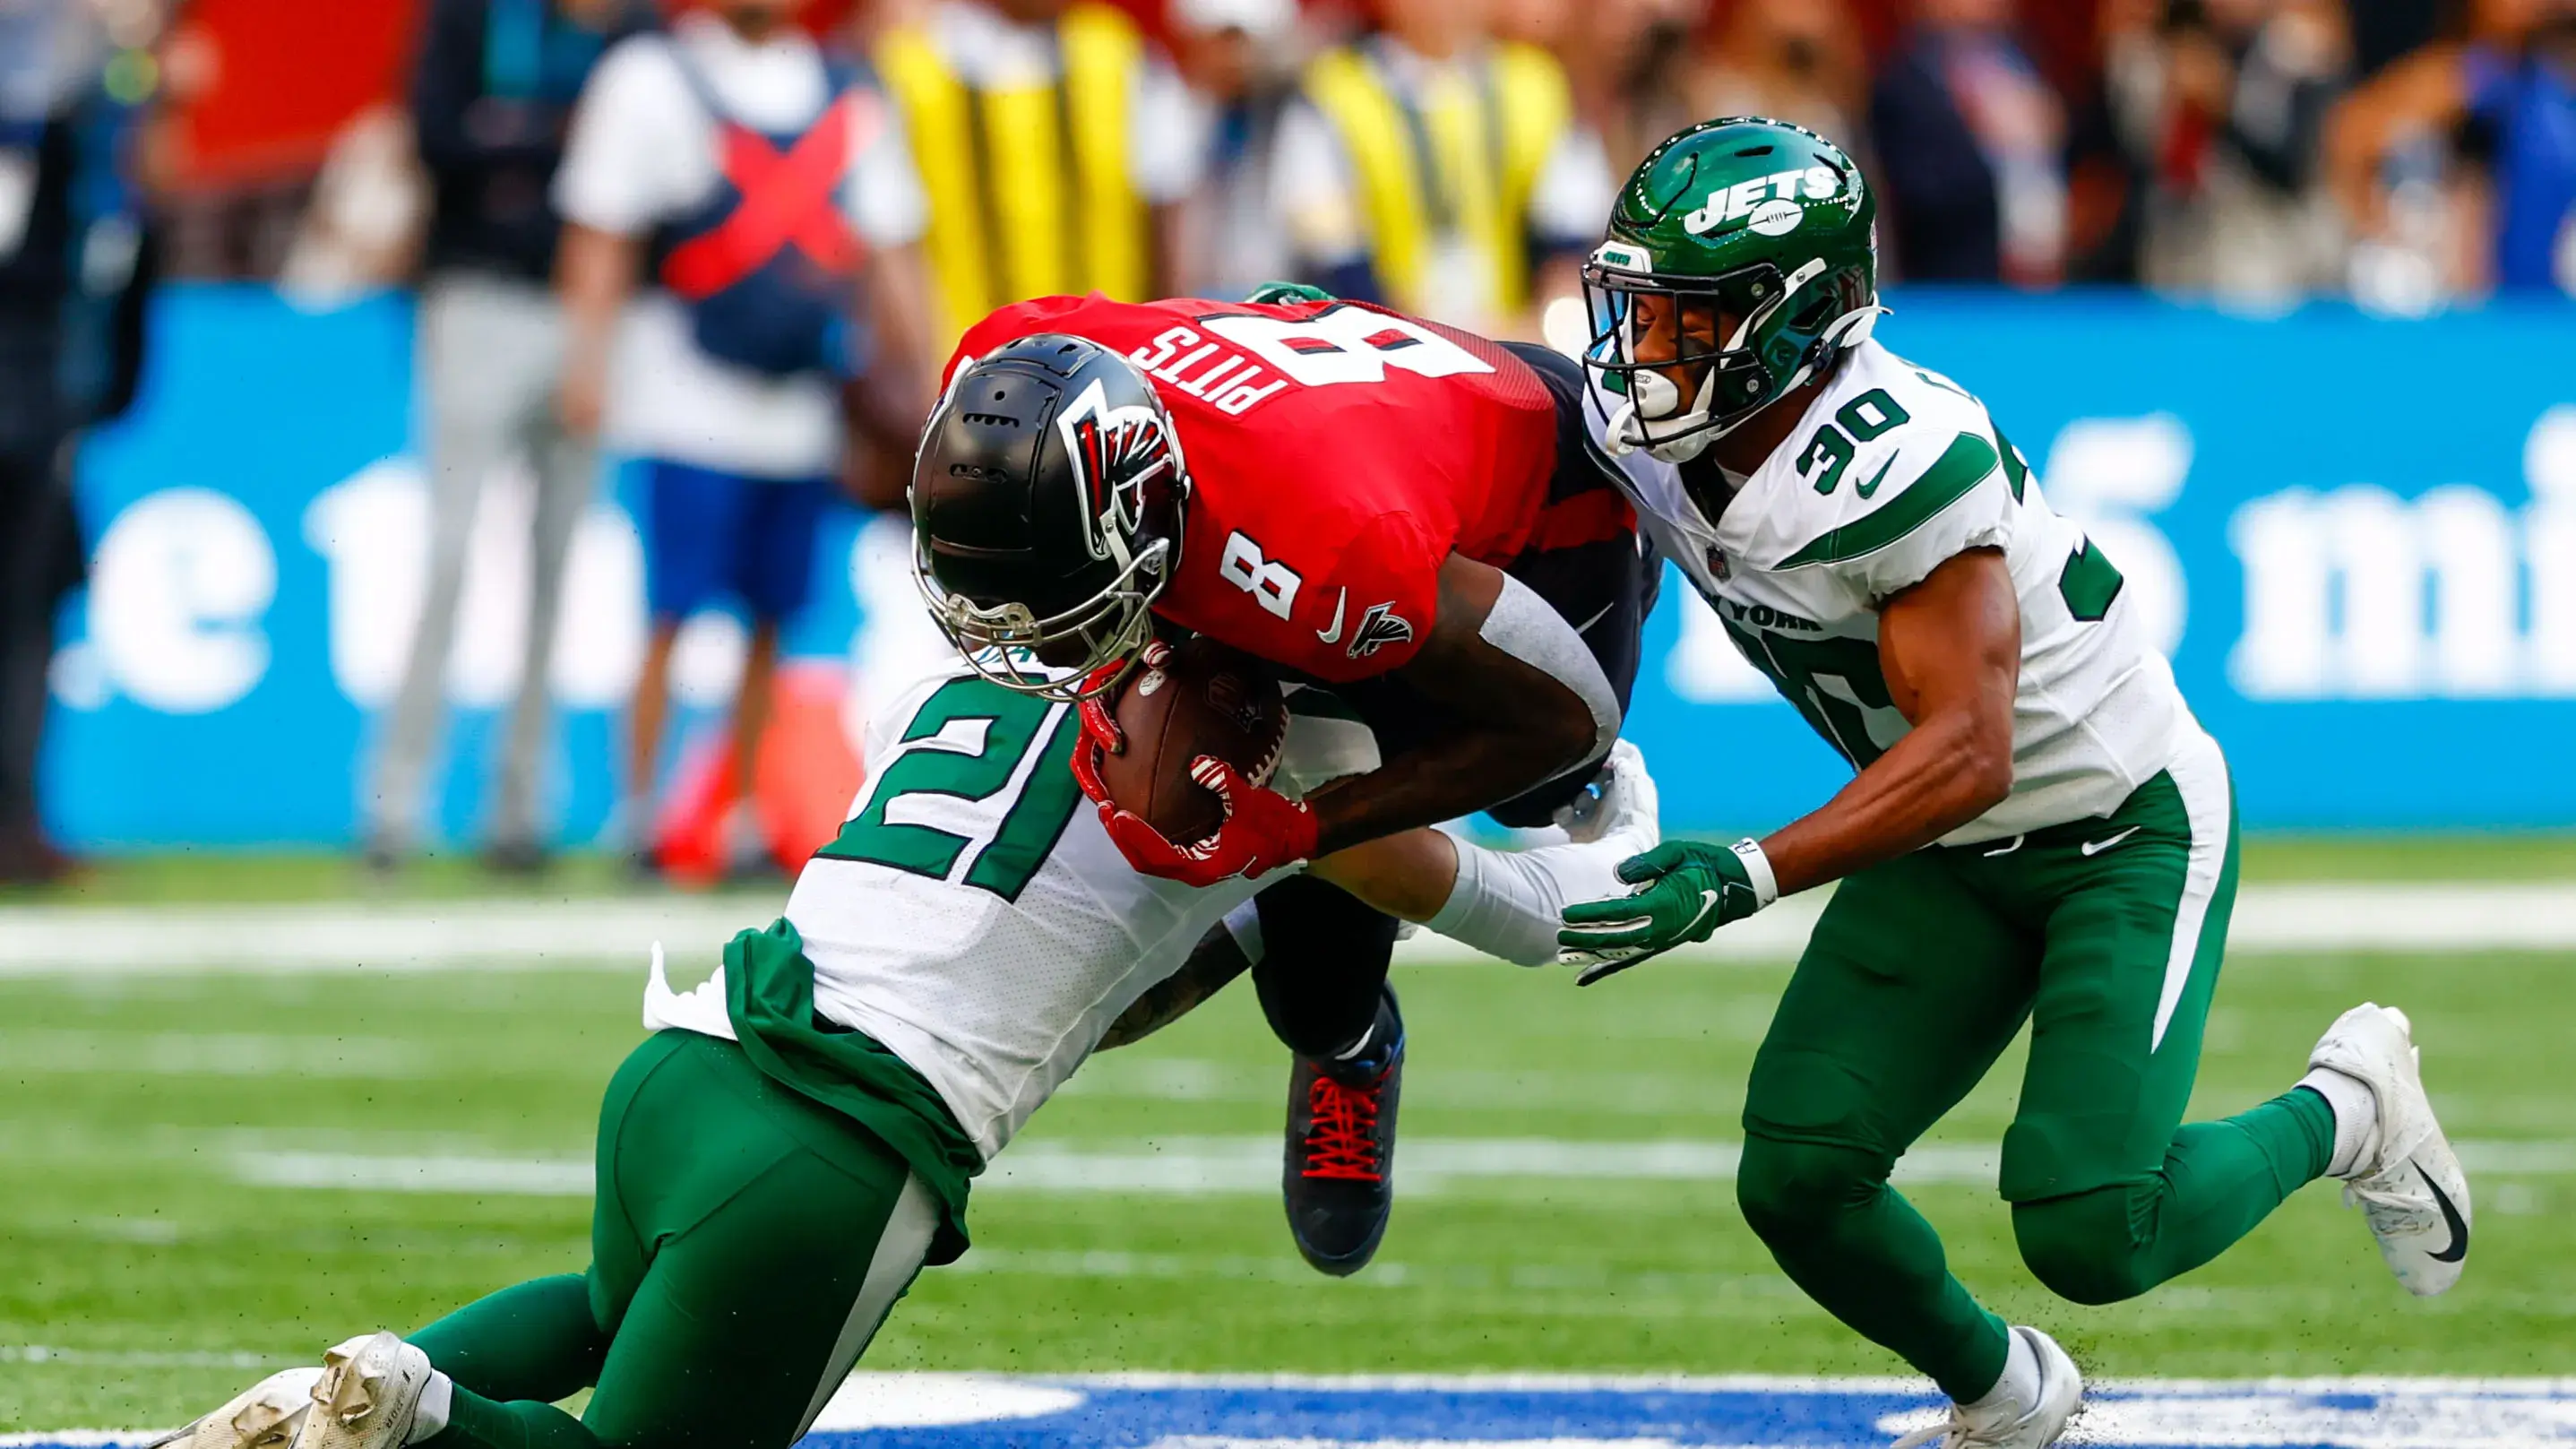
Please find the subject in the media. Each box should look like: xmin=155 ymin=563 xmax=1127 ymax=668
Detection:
xmin=2 ymin=881 xmax=2575 ymax=975
xmin=0 ymin=897 xmax=755 ymax=976
xmin=222 ymin=1135 xmax=2576 ymax=1201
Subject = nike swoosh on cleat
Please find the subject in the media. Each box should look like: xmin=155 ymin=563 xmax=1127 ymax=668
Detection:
xmin=2424 ymin=1166 xmax=2470 ymax=1264
xmin=2081 ymin=825 xmax=2142 ymax=857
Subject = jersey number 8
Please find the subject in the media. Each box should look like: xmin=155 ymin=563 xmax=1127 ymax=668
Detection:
xmin=1203 ymin=307 xmax=1493 ymax=388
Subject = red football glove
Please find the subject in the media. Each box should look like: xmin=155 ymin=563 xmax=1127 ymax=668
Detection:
xmin=1098 ymin=756 xmax=1319 ymax=887
xmin=1070 ymin=640 xmax=1170 ymax=806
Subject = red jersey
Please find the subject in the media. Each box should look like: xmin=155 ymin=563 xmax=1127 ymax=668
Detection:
xmin=949 ymin=294 xmax=1626 ymax=683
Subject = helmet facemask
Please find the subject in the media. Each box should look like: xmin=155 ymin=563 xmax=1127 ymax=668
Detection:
xmin=914 ymin=527 xmax=1173 ymax=703
xmin=1581 ymin=241 xmax=1843 ymax=463
xmin=913 ymin=361 xmax=1192 ymax=703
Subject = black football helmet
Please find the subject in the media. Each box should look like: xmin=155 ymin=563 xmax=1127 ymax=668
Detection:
xmin=912 ymin=333 xmax=1192 ymax=701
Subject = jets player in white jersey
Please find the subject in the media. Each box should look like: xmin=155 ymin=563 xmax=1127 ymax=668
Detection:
xmin=157 ymin=656 xmax=1656 ymax=1449
xmin=1552 ymin=118 xmax=2472 ymax=1449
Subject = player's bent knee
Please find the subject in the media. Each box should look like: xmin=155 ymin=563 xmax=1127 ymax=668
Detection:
xmin=2012 ymin=1188 xmax=2157 ymax=1307
xmin=1736 ymin=1134 xmax=1892 ymax=1247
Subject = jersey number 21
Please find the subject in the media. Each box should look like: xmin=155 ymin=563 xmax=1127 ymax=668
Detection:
xmin=819 ymin=678 xmax=1086 ymax=901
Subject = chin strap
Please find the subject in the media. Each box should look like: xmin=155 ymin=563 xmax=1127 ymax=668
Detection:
xmin=1818 ymin=304 xmax=1889 ymax=351
xmin=1600 ymin=286 xmax=1888 ymax=466
xmin=1629 ymin=300 xmax=1891 ymax=466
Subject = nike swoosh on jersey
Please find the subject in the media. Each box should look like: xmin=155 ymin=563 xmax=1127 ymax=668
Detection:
xmin=1854 ymin=453 xmax=1899 ymax=499
xmin=2081 ymin=825 xmax=2143 ymax=857
xmin=1315 ymin=589 xmax=1346 ymax=644
xmin=2425 ymin=1167 xmax=2471 ymax=1264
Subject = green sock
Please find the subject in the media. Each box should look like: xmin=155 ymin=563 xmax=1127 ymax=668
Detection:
xmin=2013 ymin=1088 xmax=2337 ymax=1305
xmin=1737 ymin=1135 xmax=2012 ymax=1402
xmin=422 ymin=1386 xmax=600 ymax=1449
xmin=411 ymin=1274 xmax=608 ymax=1406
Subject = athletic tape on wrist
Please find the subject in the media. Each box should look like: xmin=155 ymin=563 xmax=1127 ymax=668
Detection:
xmin=1731 ymin=838 xmax=1779 ymax=910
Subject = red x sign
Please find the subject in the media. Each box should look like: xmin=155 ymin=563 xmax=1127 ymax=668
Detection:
xmin=662 ymin=91 xmax=874 ymax=300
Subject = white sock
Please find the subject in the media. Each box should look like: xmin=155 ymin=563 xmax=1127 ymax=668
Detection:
xmin=408 ymin=1372 xmax=453 ymax=1444
xmin=2298 ymin=1067 xmax=2378 ymax=1177
xmin=1964 ymin=1328 xmax=2038 ymax=1412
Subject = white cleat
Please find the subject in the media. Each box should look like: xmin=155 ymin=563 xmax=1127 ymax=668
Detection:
xmin=290 ymin=1333 xmax=434 ymax=1449
xmin=1891 ymin=1327 xmax=2082 ymax=1448
xmin=2309 ymin=1003 xmax=2472 ymax=1296
xmin=149 ymin=1368 xmax=326 ymax=1449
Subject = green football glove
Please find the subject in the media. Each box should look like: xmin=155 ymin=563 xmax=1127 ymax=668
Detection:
xmin=1556 ymin=840 xmax=1778 ymax=985
xmin=1242 ymin=280 xmax=1339 ymax=306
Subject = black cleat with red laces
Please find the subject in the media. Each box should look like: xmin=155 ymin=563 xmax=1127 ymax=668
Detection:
xmin=1282 ymin=986 xmax=1404 ymax=1276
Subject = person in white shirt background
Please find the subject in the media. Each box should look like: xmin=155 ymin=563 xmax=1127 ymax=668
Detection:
xmin=552 ymin=0 xmax=935 ymax=877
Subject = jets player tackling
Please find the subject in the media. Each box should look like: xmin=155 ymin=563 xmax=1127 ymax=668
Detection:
xmin=1555 ymin=118 xmax=2473 ymax=1449
xmin=155 ymin=665 xmax=1658 ymax=1449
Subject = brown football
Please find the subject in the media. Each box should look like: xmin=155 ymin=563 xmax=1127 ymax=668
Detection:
xmin=1094 ymin=637 xmax=1288 ymax=845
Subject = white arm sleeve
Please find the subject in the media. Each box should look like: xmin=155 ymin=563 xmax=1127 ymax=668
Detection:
xmin=1424 ymin=741 xmax=1658 ymax=965
xmin=1478 ymin=571 xmax=1621 ymax=764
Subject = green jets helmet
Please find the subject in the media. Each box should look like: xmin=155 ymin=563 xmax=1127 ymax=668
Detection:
xmin=1582 ymin=116 xmax=1881 ymax=463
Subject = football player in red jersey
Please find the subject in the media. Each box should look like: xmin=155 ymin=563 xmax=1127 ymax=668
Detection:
xmin=909 ymin=291 xmax=1656 ymax=1273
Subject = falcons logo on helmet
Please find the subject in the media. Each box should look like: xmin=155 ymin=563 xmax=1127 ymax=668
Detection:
xmin=1056 ymin=379 xmax=1182 ymax=565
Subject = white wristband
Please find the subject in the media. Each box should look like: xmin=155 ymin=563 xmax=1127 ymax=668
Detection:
xmin=1730 ymin=838 xmax=1779 ymax=910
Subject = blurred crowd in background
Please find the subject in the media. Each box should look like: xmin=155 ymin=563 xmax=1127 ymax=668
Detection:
xmin=2 ymin=0 xmax=2573 ymax=883
xmin=87 ymin=0 xmax=2576 ymax=315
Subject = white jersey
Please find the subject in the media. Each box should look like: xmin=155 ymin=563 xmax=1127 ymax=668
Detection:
xmin=1589 ymin=339 xmax=2192 ymax=843
xmin=716 ymin=663 xmax=1348 ymax=1163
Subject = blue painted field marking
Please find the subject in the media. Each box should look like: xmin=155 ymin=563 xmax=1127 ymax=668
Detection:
xmin=797 ymin=1375 xmax=2576 ymax=1448
xmin=20 ymin=1376 xmax=2576 ymax=1449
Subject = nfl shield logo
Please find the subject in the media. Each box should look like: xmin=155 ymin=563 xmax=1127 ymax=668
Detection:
xmin=1706 ymin=545 xmax=1730 ymax=582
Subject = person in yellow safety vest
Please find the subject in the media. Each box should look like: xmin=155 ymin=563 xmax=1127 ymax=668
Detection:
xmin=874 ymin=0 xmax=1207 ymax=350
xmin=1270 ymin=0 xmax=1614 ymax=341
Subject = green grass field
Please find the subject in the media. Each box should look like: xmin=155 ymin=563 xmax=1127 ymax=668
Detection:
xmin=3 ymin=844 xmax=2572 ymax=1431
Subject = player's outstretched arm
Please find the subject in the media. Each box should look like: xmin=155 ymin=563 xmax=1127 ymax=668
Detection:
xmin=1303 ymin=555 xmax=1616 ymax=858
xmin=1759 ymin=546 xmax=2019 ymax=895
xmin=1097 ymin=924 xmax=1254 ymax=1050
xmin=1314 ymin=741 xmax=1660 ymax=965
xmin=1559 ymin=550 xmax=2017 ymax=981
xmin=1098 ymin=746 xmax=1661 ymax=1046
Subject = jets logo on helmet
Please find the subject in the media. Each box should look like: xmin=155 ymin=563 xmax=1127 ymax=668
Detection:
xmin=1057 ymin=379 xmax=1184 ymax=568
xmin=1581 ymin=117 xmax=1882 ymax=466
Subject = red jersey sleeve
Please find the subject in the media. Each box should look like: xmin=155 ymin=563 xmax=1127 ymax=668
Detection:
xmin=1288 ymin=510 xmax=1444 ymax=683
xmin=1156 ymin=505 xmax=1447 ymax=686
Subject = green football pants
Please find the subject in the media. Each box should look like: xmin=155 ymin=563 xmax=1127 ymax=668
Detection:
xmin=1736 ymin=731 xmax=2335 ymax=1402
xmin=410 ymin=1031 xmax=940 ymax=1449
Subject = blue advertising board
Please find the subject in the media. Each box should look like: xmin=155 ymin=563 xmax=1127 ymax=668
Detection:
xmin=41 ymin=286 xmax=2576 ymax=848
